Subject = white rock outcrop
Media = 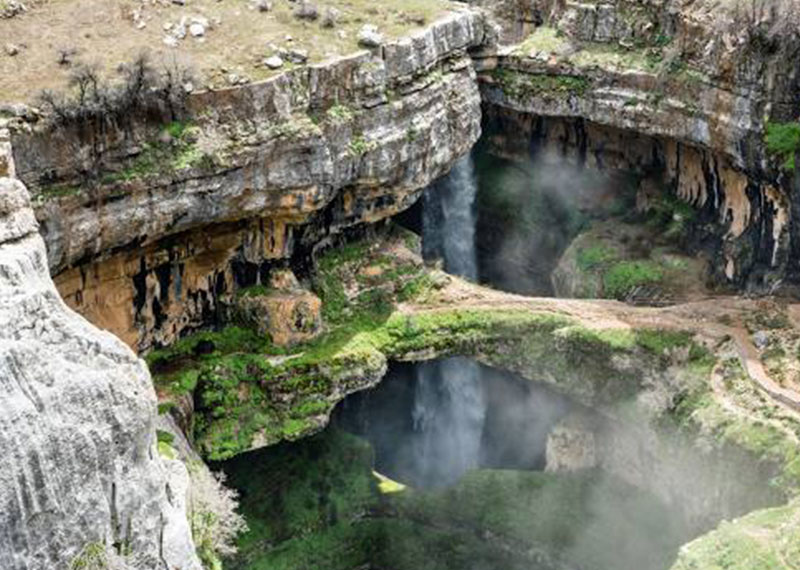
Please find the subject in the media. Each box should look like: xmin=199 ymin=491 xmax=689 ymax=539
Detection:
xmin=0 ymin=177 xmax=200 ymax=569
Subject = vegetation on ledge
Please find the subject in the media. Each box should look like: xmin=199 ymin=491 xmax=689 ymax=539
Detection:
xmin=149 ymin=231 xmax=718 ymax=461
xmin=492 ymin=68 xmax=591 ymax=100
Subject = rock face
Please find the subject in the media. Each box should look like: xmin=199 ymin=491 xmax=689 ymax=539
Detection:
xmin=473 ymin=0 xmax=800 ymax=289
xmin=545 ymin=412 xmax=597 ymax=472
xmin=6 ymin=9 xmax=485 ymax=351
xmin=6 ymin=2 xmax=800 ymax=349
xmin=0 ymin=178 xmax=200 ymax=570
xmin=483 ymin=108 xmax=792 ymax=291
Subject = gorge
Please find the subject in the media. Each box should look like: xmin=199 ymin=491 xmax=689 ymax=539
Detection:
xmin=2 ymin=0 xmax=800 ymax=569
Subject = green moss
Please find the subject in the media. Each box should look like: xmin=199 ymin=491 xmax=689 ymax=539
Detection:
xmin=634 ymin=329 xmax=694 ymax=355
xmin=603 ymin=260 xmax=664 ymax=299
xmin=157 ymin=401 xmax=176 ymax=415
xmin=493 ymin=69 xmax=591 ymax=100
xmin=576 ymin=244 xmax=620 ymax=270
xmin=236 ymin=284 xmax=273 ymax=299
xmin=158 ymin=441 xmax=177 ymax=460
xmin=70 ymin=543 xmax=108 ymax=570
xmin=147 ymin=326 xmax=278 ymax=371
xmin=765 ymin=121 xmax=800 ymax=171
xmin=671 ymin=499 xmax=800 ymax=570
xmin=156 ymin=429 xmax=176 ymax=445
xmin=101 ymin=121 xmax=214 ymax=184
xmin=164 ymin=120 xmax=190 ymax=138
xmin=326 ymin=104 xmax=355 ymax=125
xmin=224 ymin=429 xmax=377 ymax=565
xmin=397 ymin=273 xmax=435 ymax=302
xmin=347 ymin=135 xmax=377 ymax=157
xmin=36 ymin=183 xmax=83 ymax=200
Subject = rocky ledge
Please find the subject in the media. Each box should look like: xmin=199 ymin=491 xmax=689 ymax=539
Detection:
xmin=150 ymin=228 xmax=800 ymax=552
xmin=6 ymin=7 xmax=486 ymax=351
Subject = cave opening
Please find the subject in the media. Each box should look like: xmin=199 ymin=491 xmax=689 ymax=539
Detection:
xmin=332 ymin=358 xmax=573 ymax=488
xmin=219 ymin=358 xmax=698 ymax=570
xmin=397 ymin=110 xmax=721 ymax=302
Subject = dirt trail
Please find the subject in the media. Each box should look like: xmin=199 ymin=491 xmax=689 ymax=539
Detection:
xmin=726 ymin=324 xmax=800 ymax=413
xmin=412 ymin=274 xmax=800 ymax=415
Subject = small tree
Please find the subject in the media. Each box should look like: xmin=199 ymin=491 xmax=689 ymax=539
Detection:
xmin=188 ymin=466 xmax=248 ymax=570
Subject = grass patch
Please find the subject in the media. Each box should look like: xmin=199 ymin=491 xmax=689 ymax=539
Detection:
xmin=603 ymin=260 xmax=664 ymax=299
xmin=326 ymin=104 xmax=355 ymax=125
xmin=35 ymin=183 xmax=83 ymax=201
xmin=102 ymin=121 xmax=213 ymax=184
xmin=576 ymin=244 xmax=619 ymax=271
xmin=514 ymin=26 xmax=569 ymax=55
xmin=493 ymin=69 xmax=591 ymax=100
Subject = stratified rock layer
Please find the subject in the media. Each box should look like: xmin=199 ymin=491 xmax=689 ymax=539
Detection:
xmin=0 ymin=177 xmax=200 ymax=570
xmin=7 ymin=9 xmax=486 ymax=350
xmin=473 ymin=0 xmax=800 ymax=288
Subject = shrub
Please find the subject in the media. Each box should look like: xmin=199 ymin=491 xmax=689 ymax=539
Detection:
xmin=765 ymin=121 xmax=800 ymax=171
xmin=189 ymin=466 xmax=248 ymax=570
xmin=576 ymin=245 xmax=618 ymax=271
xmin=37 ymin=53 xmax=194 ymax=183
xmin=39 ymin=54 xmax=190 ymax=127
xmin=326 ymin=104 xmax=354 ymax=125
xmin=70 ymin=543 xmax=108 ymax=570
xmin=69 ymin=543 xmax=132 ymax=570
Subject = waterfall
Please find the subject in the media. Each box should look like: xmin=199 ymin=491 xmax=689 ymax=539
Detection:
xmin=413 ymin=154 xmax=485 ymax=487
xmin=423 ymin=154 xmax=479 ymax=280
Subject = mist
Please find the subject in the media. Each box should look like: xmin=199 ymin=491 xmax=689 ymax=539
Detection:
xmin=472 ymin=146 xmax=633 ymax=296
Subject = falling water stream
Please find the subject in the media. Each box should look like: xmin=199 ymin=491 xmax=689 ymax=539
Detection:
xmin=414 ymin=154 xmax=487 ymax=486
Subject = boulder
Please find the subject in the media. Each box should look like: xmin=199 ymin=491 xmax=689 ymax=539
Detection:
xmin=235 ymin=270 xmax=323 ymax=347
xmin=286 ymin=47 xmax=308 ymax=64
xmin=255 ymin=0 xmax=272 ymax=12
xmin=293 ymin=1 xmax=318 ymax=21
xmin=321 ymin=7 xmax=339 ymax=28
xmin=263 ymin=55 xmax=284 ymax=69
xmin=358 ymin=24 xmax=383 ymax=47
xmin=545 ymin=413 xmax=598 ymax=472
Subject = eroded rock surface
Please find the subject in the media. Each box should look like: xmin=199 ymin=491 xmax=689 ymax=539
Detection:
xmin=0 ymin=177 xmax=200 ymax=569
xmin=474 ymin=0 xmax=800 ymax=289
xmin=8 ymin=9 xmax=485 ymax=350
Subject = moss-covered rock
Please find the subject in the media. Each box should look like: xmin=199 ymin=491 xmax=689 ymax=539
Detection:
xmin=222 ymin=428 xmax=690 ymax=570
xmin=552 ymin=217 xmax=709 ymax=303
xmin=149 ymin=230 xmax=718 ymax=461
xmin=671 ymin=498 xmax=800 ymax=570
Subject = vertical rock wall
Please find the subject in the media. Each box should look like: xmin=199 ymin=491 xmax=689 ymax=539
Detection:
xmin=0 ymin=177 xmax=199 ymax=569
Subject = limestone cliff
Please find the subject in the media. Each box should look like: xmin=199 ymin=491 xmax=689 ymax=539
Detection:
xmin=5 ymin=8 xmax=486 ymax=351
xmin=6 ymin=1 xmax=799 ymax=350
xmin=472 ymin=0 xmax=800 ymax=289
xmin=0 ymin=177 xmax=200 ymax=569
